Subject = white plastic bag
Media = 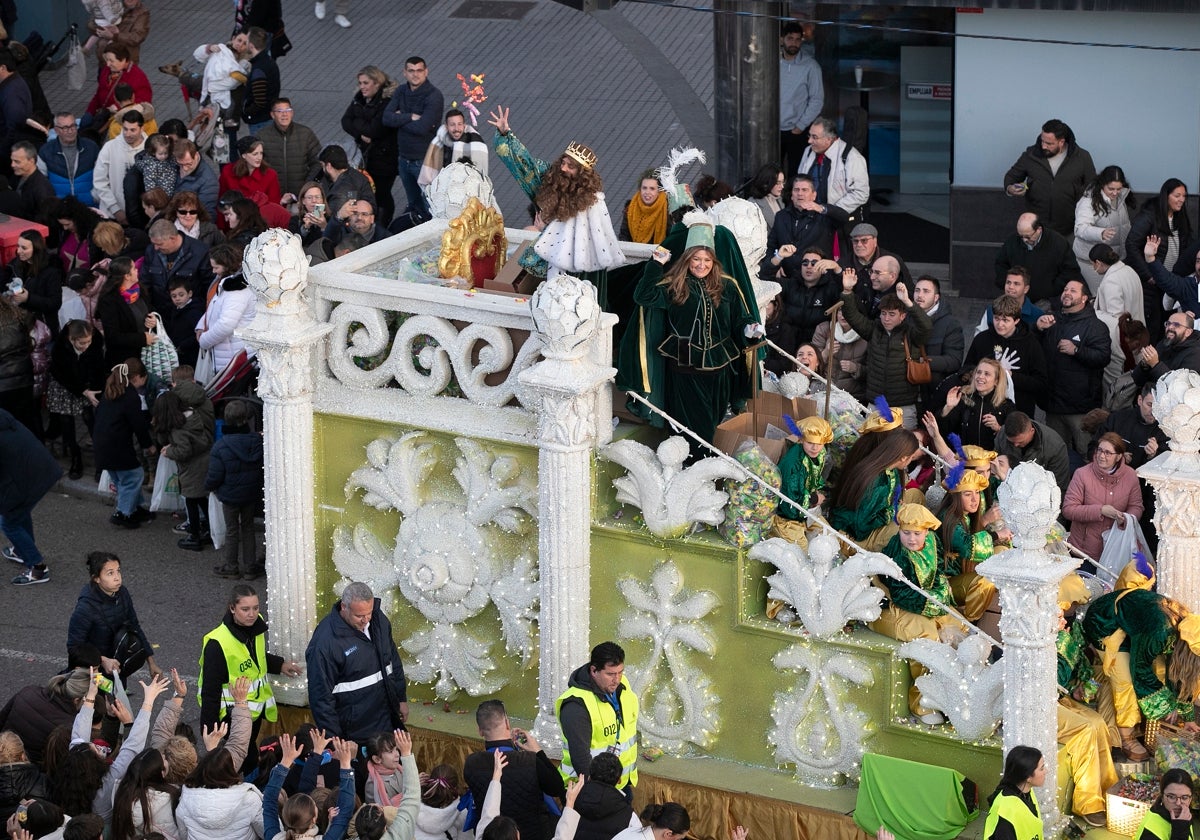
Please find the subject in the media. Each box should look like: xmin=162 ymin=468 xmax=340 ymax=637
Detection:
xmin=66 ymin=36 xmax=86 ymax=91
xmin=149 ymin=453 xmax=184 ymax=512
xmin=208 ymin=493 xmax=227 ymax=550
xmin=195 ymin=348 xmax=216 ymax=387
xmin=1097 ymin=512 xmax=1154 ymax=581
xmin=98 ymin=470 xmax=116 ymax=496
xmin=141 ymin=313 xmax=179 ymax=382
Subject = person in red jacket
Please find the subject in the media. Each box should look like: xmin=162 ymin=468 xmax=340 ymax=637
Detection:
xmin=218 ymin=136 xmax=281 ymax=229
xmin=83 ymin=44 xmax=152 ymax=134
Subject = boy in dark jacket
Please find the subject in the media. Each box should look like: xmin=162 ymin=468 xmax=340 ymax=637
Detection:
xmin=163 ymin=279 xmax=203 ymax=368
xmin=205 ymin=399 xmax=263 ymax=579
xmin=160 ymin=376 xmax=214 ymax=552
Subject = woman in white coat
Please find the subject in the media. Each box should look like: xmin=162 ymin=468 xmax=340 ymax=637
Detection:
xmin=1089 ymin=243 xmax=1145 ymax=324
xmin=196 ymin=242 xmax=255 ymax=379
xmin=174 ymin=677 xmax=261 ymax=840
xmin=1074 ymin=165 xmax=1136 ymax=293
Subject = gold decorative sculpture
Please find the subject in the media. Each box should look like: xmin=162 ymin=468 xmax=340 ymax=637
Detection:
xmin=438 ymin=197 xmax=507 ymax=286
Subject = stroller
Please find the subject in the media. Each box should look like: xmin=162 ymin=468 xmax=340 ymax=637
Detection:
xmin=204 ymin=349 xmax=259 ymax=418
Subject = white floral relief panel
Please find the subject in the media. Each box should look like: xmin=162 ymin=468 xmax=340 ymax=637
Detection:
xmin=331 ymin=432 xmax=539 ymax=698
xmin=618 ymin=561 xmax=721 ymax=753
xmin=769 ymin=643 xmax=875 ymax=787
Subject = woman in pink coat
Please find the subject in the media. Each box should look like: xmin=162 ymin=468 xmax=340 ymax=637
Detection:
xmin=1062 ymin=432 xmax=1144 ymax=561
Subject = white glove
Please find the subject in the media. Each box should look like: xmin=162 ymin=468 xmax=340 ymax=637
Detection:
xmin=744 ymin=322 xmax=765 ymax=339
xmin=996 ymin=347 xmax=1021 ymax=372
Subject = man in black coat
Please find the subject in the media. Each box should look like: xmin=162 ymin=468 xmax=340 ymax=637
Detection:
xmin=1036 ymin=279 xmax=1112 ymax=456
xmin=143 ymin=219 xmax=214 ymax=312
xmin=0 ymin=408 xmax=61 ymax=584
xmin=760 ymin=174 xmax=843 ymax=281
xmin=779 ymin=247 xmax=841 ymax=345
xmin=994 ymin=213 xmax=1081 ymax=305
xmin=1 ymin=141 xmax=54 ymax=219
xmin=1003 ymin=118 xmax=1096 ymax=237
xmin=463 ymin=700 xmax=566 ymax=840
xmin=913 ymin=275 xmax=963 ymax=408
xmin=1132 ymin=311 xmax=1200 ymax=387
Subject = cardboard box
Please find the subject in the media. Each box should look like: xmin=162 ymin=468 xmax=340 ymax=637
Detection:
xmin=712 ymin=394 xmax=817 ymax=463
xmin=491 ymin=242 xmax=542 ymax=295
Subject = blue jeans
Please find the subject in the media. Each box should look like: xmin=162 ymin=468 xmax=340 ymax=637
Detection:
xmin=0 ymin=505 xmax=44 ymax=569
xmin=397 ymin=157 xmax=428 ymax=219
xmin=110 ymin=467 xmax=145 ymax=515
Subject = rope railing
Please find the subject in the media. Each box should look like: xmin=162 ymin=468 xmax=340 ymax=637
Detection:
xmin=624 ymin=390 xmax=1004 ymax=650
xmin=763 ymin=338 xmax=1113 ymax=583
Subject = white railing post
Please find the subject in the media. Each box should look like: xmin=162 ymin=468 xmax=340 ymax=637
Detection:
xmin=1139 ymin=370 xmax=1200 ymax=612
xmin=239 ymin=229 xmax=332 ymax=705
xmin=978 ymin=462 xmax=1079 ymax=834
xmin=518 ymin=275 xmax=615 ymax=751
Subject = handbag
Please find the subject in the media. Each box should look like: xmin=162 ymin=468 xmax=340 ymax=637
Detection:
xmin=66 ymin=34 xmax=86 ymax=91
xmin=1097 ymin=512 xmax=1155 ymax=581
xmin=902 ymin=334 xmax=932 ymax=385
xmin=141 ymin=313 xmax=179 ymax=382
xmin=195 ymin=348 xmax=216 ymax=387
xmin=113 ymin=625 xmax=148 ymax=675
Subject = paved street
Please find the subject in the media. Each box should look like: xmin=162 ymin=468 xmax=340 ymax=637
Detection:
xmin=0 ymin=488 xmax=245 ymax=731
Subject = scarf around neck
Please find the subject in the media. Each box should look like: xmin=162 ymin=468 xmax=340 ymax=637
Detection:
xmin=625 ymin=190 xmax=668 ymax=244
xmin=120 ymin=283 xmax=140 ymax=304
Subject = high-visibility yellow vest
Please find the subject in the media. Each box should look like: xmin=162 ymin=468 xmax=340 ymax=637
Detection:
xmin=983 ymin=790 xmax=1043 ymax=840
xmin=555 ymin=677 xmax=638 ymax=788
xmin=198 ymin=621 xmax=278 ymax=722
xmin=1137 ymin=810 xmax=1194 ymax=840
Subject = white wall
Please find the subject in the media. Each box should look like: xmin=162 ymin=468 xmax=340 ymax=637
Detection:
xmin=954 ymin=10 xmax=1200 ymax=193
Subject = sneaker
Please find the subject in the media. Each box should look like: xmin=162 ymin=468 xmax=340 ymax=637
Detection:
xmin=133 ymin=507 xmax=157 ymax=523
xmin=2 ymin=546 xmax=22 ymax=564
xmin=313 ymin=0 xmax=326 ymax=18
xmin=12 ymin=566 xmax=49 ymax=586
xmin=335 ymin=13 xmax=351 ymax=26
xmin=177 ymin=536 xmax=205 ymax=552
xmin=213 ymin=564 xmax=241 ymax=578
xmin=172 ymin=521 xmax=192 ymax=534
xmin=1082 ymin=813 xmax=1106 ymax=828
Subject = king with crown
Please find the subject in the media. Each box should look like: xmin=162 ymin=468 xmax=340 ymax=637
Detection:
xmin=486 ymin=105 xmax=625 ymax=307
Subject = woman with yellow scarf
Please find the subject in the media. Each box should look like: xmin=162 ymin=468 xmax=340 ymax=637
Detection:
xmin=620 ymin=170 xmax=669 ymax=244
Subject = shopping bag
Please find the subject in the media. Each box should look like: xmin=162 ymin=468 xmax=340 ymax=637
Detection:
xmin=141 ymin=313 xmax=179 ymax=382
xmin=1097 ymin=512 xmax=1154 ymax=581
xmin=208 ymin=493 xmax=227 ymax=550
xmin=98 ymin=470 xmax=116 ymax=496
xmin=195 ymin=348 xmax=216 ymax=387
xmin=66 ymin=36 xmax=86 ymax=91
xmin=149 ymin=453 xmax=184 ymax=512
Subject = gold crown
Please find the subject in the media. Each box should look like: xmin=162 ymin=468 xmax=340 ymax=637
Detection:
xmin=564 ymin=141 xmax=598 ymax=170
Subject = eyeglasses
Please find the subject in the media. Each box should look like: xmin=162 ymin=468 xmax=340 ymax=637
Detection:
xmin=1164 ymin=794 xmax=1193 ymax=804
xmin=1095 ymin=448 xmax=1119 ymax=456
xmin=851 ymin=237 xmax=873 ymax=244
xmin=1167 ymin=320 xmax=1189 ymax=329
xmin=54 ymin=124 xmax=77 ymax=131
xmin=176 ymin=209 xmax=197 ymax=215
xmin=800 ymin=259 xmax=820 ymax=266
xmin=869 ymin=269 xmax=892 ymax=277
xmin=272 ymin=108 xmax=294 ymax=114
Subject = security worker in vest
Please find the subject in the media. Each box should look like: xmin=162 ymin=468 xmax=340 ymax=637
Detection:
xmin=556 ymin=641 xmax=639 ymax=797
xmin=1134 ymin=769 xmax=1197 ymax=840
xmin=199 ymin=584 xmax=303 ymax=772
xmin=983 ymin=745 xmax=1046 ymax=840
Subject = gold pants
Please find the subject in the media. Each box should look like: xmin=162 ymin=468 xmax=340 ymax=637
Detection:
xmin=1058 ymin=697 xmax=1119 ymax=816
xmin=949 ymin=572 xmax=998 ymax=624
xmin=870 ymin=602 xmax=967 ymax=716
xmin=770 ymin=515 xmax=811 ymax=551
xmin=1098 ymin=650 xmax=1167 ymax=729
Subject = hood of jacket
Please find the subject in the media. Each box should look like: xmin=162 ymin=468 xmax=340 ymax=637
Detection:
xmin=415 ymin=801 xmax=462 ymax=834
xmin=0 ymin=762 xmax=46 ymax=803
xmin=173 ymin=379 xmax=209 ymax=410
xmin=179 ymin=783 xmax=262 ymax=831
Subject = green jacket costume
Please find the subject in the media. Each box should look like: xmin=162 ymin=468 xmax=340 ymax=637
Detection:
xmin=778 ymin=446 xmax=827 ymax=520
xmin=1081 ymin=589 xmax=1196 ymax=721
xmin=615 ymin=222 xmax=761 ymax=430
xmin=943 ymin=518 xmax=994 ymax=576
xmin=829 ymin=468 xmax=904 ymax=540
xmin=880 ymin=532 xmax=951 ymax=618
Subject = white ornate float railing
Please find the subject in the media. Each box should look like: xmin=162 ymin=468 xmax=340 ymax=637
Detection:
xmin=306 ymin=233 xmax=616 ymax=446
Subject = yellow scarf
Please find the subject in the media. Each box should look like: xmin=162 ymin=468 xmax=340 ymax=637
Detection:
xmin=625 ymin=191 xmax=668 ymax=244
